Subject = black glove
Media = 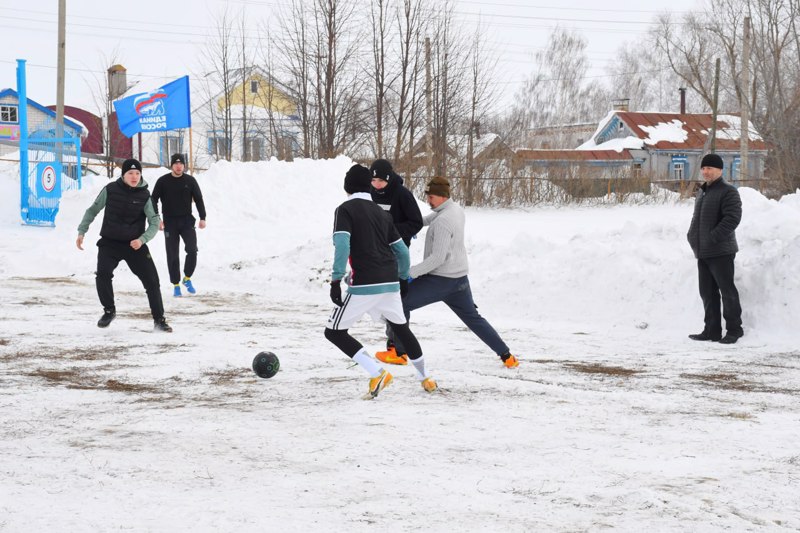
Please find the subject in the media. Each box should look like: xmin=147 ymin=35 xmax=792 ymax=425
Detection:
xmin=399 ymin=278 xmax=409 ymax=298
xmin=330 ymin=280 xmax=343 ymax=306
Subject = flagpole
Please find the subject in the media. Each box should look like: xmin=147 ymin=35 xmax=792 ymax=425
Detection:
xmin=189 ymin=127 xmax=194 ymax=174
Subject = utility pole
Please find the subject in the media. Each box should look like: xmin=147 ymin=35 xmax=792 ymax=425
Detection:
xmin=740 ymin=16 xmax=751 ymax=184
xmin=425 ymin=37 xmax=432 ymax=178
xmin=55 ymin=0 xmax=66 ymax=159
xmin=709 ymin=58 xmax=721 ymax=153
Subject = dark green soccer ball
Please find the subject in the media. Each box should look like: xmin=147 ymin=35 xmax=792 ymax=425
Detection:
xmin=253 ymin=351 xmax=280 ymax=379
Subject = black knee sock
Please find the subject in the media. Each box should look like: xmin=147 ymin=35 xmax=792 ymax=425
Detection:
xmin=387 ymin=321 xmax=422 ymax=360
xmin=324 ymin=328 xmax=363 ymax=358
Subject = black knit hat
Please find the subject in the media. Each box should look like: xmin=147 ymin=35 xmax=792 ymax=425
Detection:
xmin=121 ymin=158 xmax=142 ymax=175
xmin=370 ymin=158 xmax=393 ymax=181
xmin=700 ymin=153 xmax=724 ymax=170
xmin=344 ymin=164 xmax=372 ymax=194
xmin=170 ymin=153 xmax=185 ymax=166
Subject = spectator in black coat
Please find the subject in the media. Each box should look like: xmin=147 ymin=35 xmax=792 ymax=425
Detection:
xmin=687 ymin=153 xmax=743 ymax=344
xmin=369 ymin=159 xmax=423 ymax=247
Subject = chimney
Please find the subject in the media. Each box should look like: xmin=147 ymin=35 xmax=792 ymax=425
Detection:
xmin=107 ymin=64 xmax=127 ymax=100
xmin=612 ymin=98 xmax=630 ymax=112
xmin=679 ymin=87 xmax=686 ymax=114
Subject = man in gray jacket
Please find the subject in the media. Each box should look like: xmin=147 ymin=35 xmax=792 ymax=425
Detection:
xmin=378 ymin=176 xmax=519 ymax=368
xmin=687 ymin=153 xmax=743 ymax=344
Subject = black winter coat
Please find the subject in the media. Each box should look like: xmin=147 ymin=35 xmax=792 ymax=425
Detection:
xmin=370 ymin=172 xmax=423 ymax=246
xmin=687 ymin=178 xmax=742 ymax=259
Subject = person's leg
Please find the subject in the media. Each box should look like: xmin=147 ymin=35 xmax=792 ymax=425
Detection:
xmin=125 ymin=244 xmax=165 ymax=321
xmin=442 ymin=276 xmax=510 ymax=356
xmin=163 ymin=219 xmax=182 ymax=286
xmin=389 ymin=275 xmax=452 ymax=355
xmin=180 ymin=220 xmax=199 ymax=279
xmin=697 ymin=258 xmax=722 ymax=338
xmin=705 ymin=254 xmax=743 ymax=337
xmin=95 ymin=245 xmax=121 ymax=312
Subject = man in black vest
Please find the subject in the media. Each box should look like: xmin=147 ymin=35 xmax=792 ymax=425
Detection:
xmin=151 ymin=154 xmax=206 ymax=297
xmin=76 ymin=158 xmax=172 ymax=332
xmin=687 ymin=153 xmax=743 ymax=344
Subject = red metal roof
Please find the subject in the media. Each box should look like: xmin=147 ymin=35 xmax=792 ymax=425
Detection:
xmin=517 ymin=149 xmax=634 ymax=161
xmin=617 ymin=112 xmax=768 ymax=151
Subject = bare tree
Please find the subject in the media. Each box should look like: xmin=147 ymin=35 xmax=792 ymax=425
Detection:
xmin=203 ymin=8 xmax=237 ymax=161
xmin=510 ymin=28 xmax=608 ymax=148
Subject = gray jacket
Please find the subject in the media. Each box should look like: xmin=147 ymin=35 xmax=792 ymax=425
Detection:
xmin=410 ymin=198 xmax=469 ymax=279
xmin=687 ymin=178 xmax=742 ymax=259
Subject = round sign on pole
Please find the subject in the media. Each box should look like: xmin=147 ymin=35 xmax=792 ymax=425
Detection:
xmin=42 ymin=165 xmax=57 ymax=193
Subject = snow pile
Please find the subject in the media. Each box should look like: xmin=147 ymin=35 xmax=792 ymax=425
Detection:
xmin=1 ymin=157 xmax=799 ymax=343
xmin=641 ymin=118 xmax=688 ymax=145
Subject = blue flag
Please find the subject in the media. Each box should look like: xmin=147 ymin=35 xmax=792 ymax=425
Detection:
xmin=113 ymin=76 xmax=191 ymax=137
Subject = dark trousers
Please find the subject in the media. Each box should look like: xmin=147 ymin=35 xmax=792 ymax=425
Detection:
xmin=96 ymin=240 xmax=164 ymax=320
xmin=697 ymin=254 xmax=743 ymax=337
xmin=164 ymin=216 xmax=198 ymax=285
xmin=389 ymin=274 xmax=509 ymax=356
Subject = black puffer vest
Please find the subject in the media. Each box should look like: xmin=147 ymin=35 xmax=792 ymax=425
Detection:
xmin=100 ymin=178 xmax=149 ymax=241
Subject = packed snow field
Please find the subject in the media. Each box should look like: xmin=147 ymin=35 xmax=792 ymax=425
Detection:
xmin=1 ymin=157 xmax=798 ymax=531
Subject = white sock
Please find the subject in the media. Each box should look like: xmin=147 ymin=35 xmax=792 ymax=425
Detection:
xmin=353 ymin=349 xmax=383 ymax=377
xmin=410 ymin=355 xmax=428 ymax=380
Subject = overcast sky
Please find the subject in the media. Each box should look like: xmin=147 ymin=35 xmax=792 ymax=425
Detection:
xmin=1 ymin=0 xmax=701 ymax=115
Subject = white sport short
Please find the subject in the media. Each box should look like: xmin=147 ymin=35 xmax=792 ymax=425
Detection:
xmin=326 ymin=291 xmax=406 ymax=330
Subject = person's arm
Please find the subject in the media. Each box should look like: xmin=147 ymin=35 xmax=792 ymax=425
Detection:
xmin=150 ymin=178 xmax=162 ymax=216
xmin=394 ymin=191 xmax=423 ymax=241
xmin=422 ymin=211 xmax=439 ymax=227
xmin=191 ymin=177 xmax=207 ymax=221
xmin=390 ymin=238 xmax=411 ymax=279
xmin=710 ymin=188 xmax=742 ymax=242
xmin=138 ymin=198 xmax=161 ymax=244
xmin=409 ymin=220 xmax=453 ymax=278
xmin=76 ymin=188 xmax=108 ymax=249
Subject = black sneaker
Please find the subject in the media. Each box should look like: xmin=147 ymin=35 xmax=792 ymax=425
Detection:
xmin=154 ymin=317 xmax=173 ymax=332
xmin=97 ymin=309 xmax=116 ymax=328
xmin=688 ymin=331 xmax=721 ymax=341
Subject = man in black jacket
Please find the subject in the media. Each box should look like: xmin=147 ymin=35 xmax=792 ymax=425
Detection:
xmin=369 ymin=159 xmax=423 ymax=247
xmin=369 ymin=159 xmax=424 ymax=365
xmin=687 ymin=153 xmax=743 ymax=344
xmin=151 ymin=154 xmax=206 ymax=297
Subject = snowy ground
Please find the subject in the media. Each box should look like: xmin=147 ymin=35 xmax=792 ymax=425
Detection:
xmin=1 ymin=157 xmax=799 ymax=531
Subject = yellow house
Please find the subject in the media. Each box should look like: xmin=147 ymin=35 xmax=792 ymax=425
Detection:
xmin=218 ymin=73 xmax=296 ymax=117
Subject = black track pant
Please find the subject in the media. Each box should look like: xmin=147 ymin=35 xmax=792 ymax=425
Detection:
xmin=163 ymin=215 xmax=198 ymax=285
xmin=697 ymin=254 xmax=743 ymax=337
xmin=325 ymin=321 xmax=422 ymax=360
xmin=95 ymin=240 xmax=164 ymax=320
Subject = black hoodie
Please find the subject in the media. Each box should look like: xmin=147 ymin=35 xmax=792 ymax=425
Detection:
xmin=370 ymin=172 xmax=423 ymax=246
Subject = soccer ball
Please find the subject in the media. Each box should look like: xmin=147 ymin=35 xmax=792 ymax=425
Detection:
xmin=252 ymin=351 xmax=280 ymax=379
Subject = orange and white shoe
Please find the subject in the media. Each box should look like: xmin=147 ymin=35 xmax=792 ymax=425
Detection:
xmin=375 ymin=346 xmax=408 ymax=365
xmin=363 ymin=369 xmax=393 ymax=400
xmin=421 ymin=377 xmax=438 ymax=392
xmin=502 ymin=354 xmax=520 ymax=368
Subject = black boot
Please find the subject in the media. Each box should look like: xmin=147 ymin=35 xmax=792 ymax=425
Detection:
xmin=718 ymin=333 xmax=742 ymax=344
xmin=153 ymin=317 xmax=173 ymax=332
xmin=97 ymin=309 xmax=116 ymax=328
xmin=688 ymin=331 xmax=721 ymax=341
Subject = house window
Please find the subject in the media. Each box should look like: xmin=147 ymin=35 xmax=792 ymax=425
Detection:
xmin=632 ymin=163 xmax=643 ymax=178
xmin=244 ymin=137 xmax=263 ymax=161
xmin=160 ymin=136 xmax=182 ymax=166
xmin=207 ymin=131 xmax=231 ymax=159
xmin=250 ymin=80 xmax=259 ymax=94
xmin=0 ymin=104 xmax=19 ymax=123
xmin=673 ymin=162 xmax=685 ymax=180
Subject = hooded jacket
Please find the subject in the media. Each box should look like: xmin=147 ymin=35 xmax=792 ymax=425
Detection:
xmin=78 ymin=178 xmax=160 ymax=244
xmin=370 ymin=172 xmax=423 ymax=246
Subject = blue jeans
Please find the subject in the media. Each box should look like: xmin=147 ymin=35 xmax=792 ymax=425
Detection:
xmin=389 ymin=274 xmax=509 ymax=356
